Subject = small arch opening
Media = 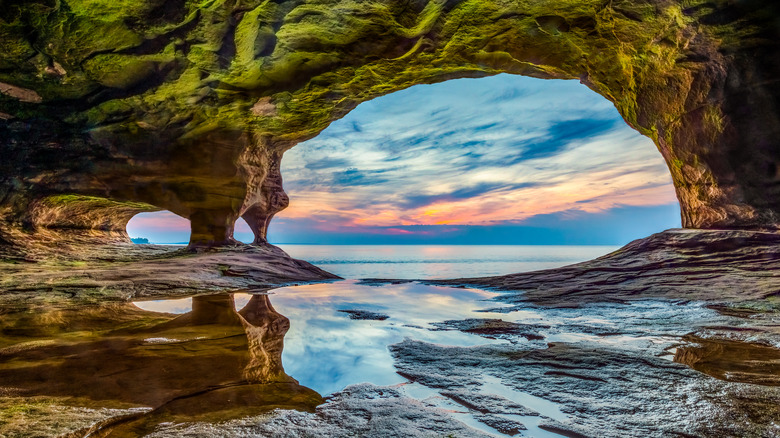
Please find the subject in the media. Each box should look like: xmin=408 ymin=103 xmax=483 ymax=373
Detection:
xmin=234 ymin=217 xmax=255 ymax=244
xmin=126 ymin=211 xmax=191 ymax=245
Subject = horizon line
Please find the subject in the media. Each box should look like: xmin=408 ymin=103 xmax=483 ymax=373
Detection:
xmin=132 ymin=241 xmax=623 ymax=246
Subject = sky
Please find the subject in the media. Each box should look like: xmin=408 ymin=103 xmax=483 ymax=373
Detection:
xmin=127 ymin=74 xmax=682 ymax=245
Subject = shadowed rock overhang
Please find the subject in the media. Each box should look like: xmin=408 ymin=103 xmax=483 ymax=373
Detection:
xmin=0 ymin=0 xmax=778 ymax=248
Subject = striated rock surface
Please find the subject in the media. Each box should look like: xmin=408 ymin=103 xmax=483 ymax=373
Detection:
xmin=431 ymin=318 xmax=546 ymax=342
xmin=0 ymin=0 xmax=778 ymax=250
xmin=432 ymin=228 xmax=780 ymax=307
xmin=389 ymin=339 xmax=780 ymax=438
xmin=0 ymin=243 xmax=340 ymax=301
xmin=143 ymin=383 xmax=495 ymax=438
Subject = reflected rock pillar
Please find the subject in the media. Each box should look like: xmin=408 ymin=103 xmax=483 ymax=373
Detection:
xmin=239 ymin=294 xmax=295 ymax=384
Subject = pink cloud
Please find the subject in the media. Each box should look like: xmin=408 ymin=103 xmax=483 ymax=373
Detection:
xmin=384 ymin=228 xmax=414 ymax=235
xmin=127 ymin=211 xmax=189 ymax=231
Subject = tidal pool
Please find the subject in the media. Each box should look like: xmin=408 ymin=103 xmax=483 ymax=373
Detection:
xmin=135 ymin=281 xmax=515 ymax=395
xmin=1 ymin=280 xmax=779 ymax=437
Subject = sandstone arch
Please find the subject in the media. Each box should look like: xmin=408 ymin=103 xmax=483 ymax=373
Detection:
xmin=0 ymin=0 xmax=777 ymax=249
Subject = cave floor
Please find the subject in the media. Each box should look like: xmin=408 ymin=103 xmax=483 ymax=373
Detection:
xmin=0 ymin=229 xmax=779 ymax=437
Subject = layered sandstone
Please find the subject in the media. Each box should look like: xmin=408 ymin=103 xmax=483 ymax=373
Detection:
xmin=431 ymin=228 xmax=780 ymax=306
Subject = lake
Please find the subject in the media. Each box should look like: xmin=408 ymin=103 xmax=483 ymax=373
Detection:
xmin=275 ymin=244 xmax=620 ymax=279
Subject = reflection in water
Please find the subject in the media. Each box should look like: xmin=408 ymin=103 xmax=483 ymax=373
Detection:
xmin=4 ymin=281 xmax=779 ymax=437
xmin=135 ymin=282 xmax=514 ymax=397
xmin=0 ymin=294 xmax=322 ymax=437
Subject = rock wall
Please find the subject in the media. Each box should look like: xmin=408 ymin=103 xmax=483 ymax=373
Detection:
xmin=0 ymin=0 xmax=778 ymax=248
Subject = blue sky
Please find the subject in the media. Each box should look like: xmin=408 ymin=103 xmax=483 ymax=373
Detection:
xmin=127 ymin=74 xmax=682 ymax=245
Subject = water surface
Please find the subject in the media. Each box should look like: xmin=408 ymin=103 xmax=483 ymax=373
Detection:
xmin=136 ymin=281 xmax=511 ymax=395
xmin=3 ymin=278 xmax=777 ymax=437
xmin=277 ymin=244 xmax=619 ymax=279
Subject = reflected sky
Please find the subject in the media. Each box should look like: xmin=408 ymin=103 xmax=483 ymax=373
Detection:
xmin=136 ymin=281 xmax=513 ymax=395
xmin=133 ymin=280 xmax=743 ymax=398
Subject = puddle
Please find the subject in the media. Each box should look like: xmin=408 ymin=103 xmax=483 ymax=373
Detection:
xmin=394 ymin=376 xmax=568 ymax=437
xmin=0 ymin=295 xmax=322 ymax=437
xmin=397 ymin=382 xmax=509 ymax=437
xmin=136 ymin=280 xmax=515 ymax=395
xmin=481 ymin=375 xmax=565 ymax=421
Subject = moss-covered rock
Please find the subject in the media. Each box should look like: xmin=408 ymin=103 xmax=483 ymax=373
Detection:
xmin=0 ymin=0 xmax=778 ymax=248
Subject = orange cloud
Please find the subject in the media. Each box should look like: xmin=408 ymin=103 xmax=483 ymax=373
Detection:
xmin=278 ymin=173 xmax=677 ymax=229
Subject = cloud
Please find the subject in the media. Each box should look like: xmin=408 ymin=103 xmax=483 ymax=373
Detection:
xmin=508 ymin=118 xmax=618 ymax=162
xmin=304 ymin=157 xmax=352 ymax=170
xmin=126 ymin=211 xmax=190 ymax=244
xmin=126 ymin=211 xmax=188 ymax=231
xmin=399 ymin=182 xmax=542 ymax=210
xmin=332 ymin=168 xmax=391 ymax=187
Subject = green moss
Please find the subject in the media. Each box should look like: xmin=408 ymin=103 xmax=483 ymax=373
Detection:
xmin=280 ymin=4 xmax=371 ymax=49
xmin=400 ymin=0 xmax=445 ymax=38
xmin=703 ymin=105 xmax=725 ymax=135
xmin=45 ymin=15 xmax=143 ymax=67
xmin=234 ymin=3 xmax=277 ymax=67
xmin=67 ymin=0 xmax=150 ymax=18
xmin=83 ymin=54 xmax=175 ymax=90
xmin=1 ymin=0 xmax=693 ymax=138
xmin=0 ymin=25 xmax=36 ymax=68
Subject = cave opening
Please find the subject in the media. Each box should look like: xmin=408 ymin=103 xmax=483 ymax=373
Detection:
xmin=270 ymin=74 xmax=682 ymax=246
xmin=113 ymin=74 xmax=683 ymax=248
xmin=233 ymin=218 xmax=255 ymax=244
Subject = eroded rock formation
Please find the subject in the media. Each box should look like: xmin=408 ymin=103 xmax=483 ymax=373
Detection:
xmin=0 ymin=0 xmax=778 ymax=248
